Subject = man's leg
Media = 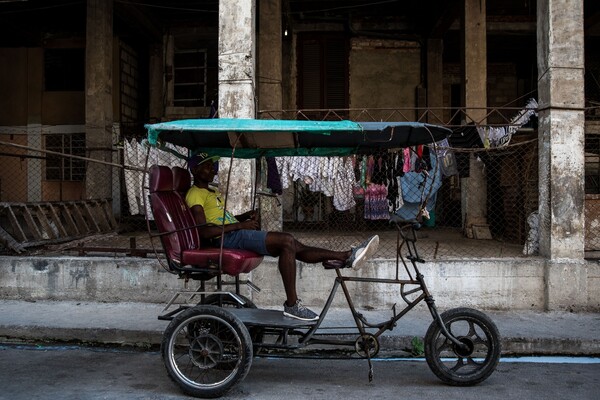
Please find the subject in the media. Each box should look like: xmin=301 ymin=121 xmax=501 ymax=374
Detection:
xmin=265 ymin=232 xmax=299 ymax=306
xmin=265 ymin=232 xmax=322 ymax=321
xmin=295 ymin=242 xmax=351 ymax=264
xmin=264 ymin=231 xmax=378 ymax=320
xmin=265 ymin=232 xmax=351 ymax=303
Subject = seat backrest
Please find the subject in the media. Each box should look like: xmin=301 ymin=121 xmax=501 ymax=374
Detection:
xmin=172 ymin=166 xmax=191 ymax=196
xmin=149 ymin=165 xmax=200 ymax=265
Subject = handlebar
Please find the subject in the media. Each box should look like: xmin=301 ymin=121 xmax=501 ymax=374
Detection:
xmin=388 ymin=214 xmax=421 ymax=231
xmin=388 ymin=214 xmax=424 ymax=263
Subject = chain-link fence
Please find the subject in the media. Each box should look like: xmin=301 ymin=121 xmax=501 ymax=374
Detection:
xmin=0 ymin=112 xmax=598 ymax=260
xmin=252 ymin=137 xmax=538 ymax=260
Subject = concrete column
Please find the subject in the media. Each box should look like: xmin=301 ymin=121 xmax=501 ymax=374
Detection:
xmin=257 ymin=0 xmax=283 ymax=231
xmin=219 ymin=0 xmax=256 ymax=117
xmin=258 ymin=0 xmax=283 ymax=116
xmin=27 ymin=48 xmax=43 ymax=202
xmin=426 ymin=39 xmax=443 ymax=125
xmin=461 ymin=0 xmax=490 ymax=239
xmin=217 ymin=0 xmax=256 ymax=215
xmin=148 ymin=44 xmax=164 ymax=123
xmin=537 ymin=0 xmax=587 ymax=310
xmin=85 ymin=0 xmax=113 ymax=199
xmin=164 ymin=34 xmax=175 ymax=112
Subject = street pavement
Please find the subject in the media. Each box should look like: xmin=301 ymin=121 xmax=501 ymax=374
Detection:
xmin=0 ymin=299 xmax=598 ymax=356
xmin=1 ymin=344 xmax=600 ymax=400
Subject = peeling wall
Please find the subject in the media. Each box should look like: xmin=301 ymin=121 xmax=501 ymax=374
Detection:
xmin=2 ymin=255 xmax=596 ymax=311
xmin=349 ymin=38 xmax=421 ymax=117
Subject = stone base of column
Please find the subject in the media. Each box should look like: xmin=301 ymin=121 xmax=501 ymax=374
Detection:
xmin=544 ymin=259 xmax=589 ymax=311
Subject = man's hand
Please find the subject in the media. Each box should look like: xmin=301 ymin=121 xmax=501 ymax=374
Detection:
xmin=237 ymin=210 xmax=257 ymax=222
xmin=238 ymin=219 xmax=260 ymax=230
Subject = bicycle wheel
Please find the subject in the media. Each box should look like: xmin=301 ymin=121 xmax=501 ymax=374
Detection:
xmin=161 ymin=305 xmax=253 ymax=398
xmin=424 ymin=307 xmax=500 ymax=386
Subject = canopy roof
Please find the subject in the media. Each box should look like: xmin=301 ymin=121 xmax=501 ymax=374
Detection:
xmin=145 ymin=118 xmax=451 ymax=158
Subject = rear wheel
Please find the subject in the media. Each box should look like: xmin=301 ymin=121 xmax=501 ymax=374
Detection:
xmin=201 ymin=293 xmax=264 ymax=347
xmin=424 ymin=307 xmax=500 ymax=386
xmin=161 ymin=305 xmax=252 ymax=398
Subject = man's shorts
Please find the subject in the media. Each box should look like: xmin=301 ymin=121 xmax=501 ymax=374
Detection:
xmin=223 ymin=229 xmax=270 ymax=256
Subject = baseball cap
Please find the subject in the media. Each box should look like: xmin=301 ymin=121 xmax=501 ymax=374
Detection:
xmin=188 ymin=153 xmax=220 ymax=170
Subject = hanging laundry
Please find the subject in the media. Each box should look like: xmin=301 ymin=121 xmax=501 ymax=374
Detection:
xmin=394 ymin=146 xmax=442 ymax=223
xmin=386 ymin=152 xmax=403 ymax=212
xmin=266 ymin=157 xmax=282 ymax=195
xmin=332 ymin=157 xmax=357 ymax=212
xmin=123 ymin=139 xmax=188 ymax=218
xmin=433 ymin=138 xmax=458 ymax=177
xmin=124 ymin=139 xmax=142 ymax=215
xmin=274 ymin=156 xmax=358 ymax=212
xmin=448 ymin=125 xmax=484 ymax=178
xmin=403 ymin=147 xmax=411 ymax=173
xmin=364 ymin=183 xmax=389 ymax=220
xmin=476 ymin=98 xmax=538 ymax=148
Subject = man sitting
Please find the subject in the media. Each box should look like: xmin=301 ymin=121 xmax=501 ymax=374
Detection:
xmin=185 ymin=153 xmax=379 ymax=321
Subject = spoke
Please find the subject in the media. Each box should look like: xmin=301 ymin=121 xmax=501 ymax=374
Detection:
xmin=436 ymin=336 xmax=452 ymax=353
xmin=468 ymin=321 xmax=490 ymax=348
xmin=466 ymin=320 xmax=477 ymax=338
xmin=466 ymin=356 xmax=484 ymax=366
xmin=450 ymin=357 xmax=465 ymax=372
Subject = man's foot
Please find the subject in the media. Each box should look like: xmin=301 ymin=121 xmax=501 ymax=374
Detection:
xmin=347 ymin=235 xmax=379 ymax=270
xmin=283 ymin=299 xmax=319 ymax=321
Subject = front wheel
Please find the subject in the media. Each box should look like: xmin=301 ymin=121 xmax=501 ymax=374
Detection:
xmin=424 ymin=307 xmax=500 ymax=386
xmin=161 ymin=305 xmax=253 ymax=398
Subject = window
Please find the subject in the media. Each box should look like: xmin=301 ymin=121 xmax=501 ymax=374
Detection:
xmin=45 ymin=133 xmax=86 ymax=181
xmin=44 ymin=48 xmax=85 ymax=91
xmin=297 ymin=34 xmax=348 ymax=119
xmin=586 ymin=134 xmax=600 ymax=194
xmin=173 ymin=49 xmax=208 ymax=107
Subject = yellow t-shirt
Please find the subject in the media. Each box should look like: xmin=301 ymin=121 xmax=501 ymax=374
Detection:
xmin=185 ymin=186 xmax=238 ymax=226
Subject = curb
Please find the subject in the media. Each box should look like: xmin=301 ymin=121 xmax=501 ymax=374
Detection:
xmin=2 ymin=325 xmax=598 ymax=357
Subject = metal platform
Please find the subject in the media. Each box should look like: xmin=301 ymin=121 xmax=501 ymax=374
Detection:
xmin=228 ymin=308 xmax=318 ymax=329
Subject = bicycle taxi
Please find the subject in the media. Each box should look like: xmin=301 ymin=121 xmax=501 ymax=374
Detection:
xmin=143 ymin=118 xmax=501 ymax=398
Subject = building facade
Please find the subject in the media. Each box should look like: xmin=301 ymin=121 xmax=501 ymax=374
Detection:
xmin=0 ymin=0 xmax=598 ymax=310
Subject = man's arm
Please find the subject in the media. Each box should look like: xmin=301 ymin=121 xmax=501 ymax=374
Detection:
xmin=235 ymin=210 xmax=257 ymax=222
xmin=190 ymin=205 xmax=259 ymax=239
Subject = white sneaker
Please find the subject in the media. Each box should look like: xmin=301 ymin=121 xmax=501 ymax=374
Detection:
xmin=347 ymin=235 xmax=379 ymax=270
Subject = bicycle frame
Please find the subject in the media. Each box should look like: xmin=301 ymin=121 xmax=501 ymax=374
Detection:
xmin=240 ymin=221 xmax=466 ymax=354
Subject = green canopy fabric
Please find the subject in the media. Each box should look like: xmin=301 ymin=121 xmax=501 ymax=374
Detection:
xmin=145 ymin=118 xmax=451 ymax=158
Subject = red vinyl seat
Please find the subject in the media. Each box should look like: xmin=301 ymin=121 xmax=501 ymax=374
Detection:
xmin=149 ymin=165 xmax=263 ymax=278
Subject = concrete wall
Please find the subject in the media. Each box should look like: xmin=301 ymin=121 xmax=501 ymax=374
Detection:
xmin=349 ymin=38 xmax=421 ymax=118
xmin=0 ymin=48 xmax=28 ymax=126
xmin=0 ymin=46 xmax=85 ymax=203
xmin=1 ymin=255 xmax=597 ymax=311
xmin=0 ymin=134 xmax=28 ymax=202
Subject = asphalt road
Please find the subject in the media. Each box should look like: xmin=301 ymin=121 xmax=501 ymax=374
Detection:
xmin=0 ymin=344 xmax=599 ymax=400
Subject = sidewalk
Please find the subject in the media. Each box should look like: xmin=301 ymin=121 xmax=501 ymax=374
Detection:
xmin=0 ymin=299 xmax=598 ymax=356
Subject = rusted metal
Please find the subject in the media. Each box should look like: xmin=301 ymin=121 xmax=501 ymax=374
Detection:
xmin=0 ymin=199 xmax=118 ymax=253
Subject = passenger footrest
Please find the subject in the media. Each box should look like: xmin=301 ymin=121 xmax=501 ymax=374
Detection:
xmin=229 ymin=308 xmax=318 ymax=328
xmin=322 ymin=259 xmax=348 ymax=269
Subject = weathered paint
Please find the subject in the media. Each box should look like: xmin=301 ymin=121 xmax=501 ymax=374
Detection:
xmin=461 ymin=0 xmax=489 ymax=237
xmin=217 ymin=0 xmax=256 ymax=215
xmin=5 ymin=255 xmax=595 ymax=310
xmin=537 ymin=0 xmax=585 ymax=261
xmin=85 ymin=0 xmax=113 ymax=200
